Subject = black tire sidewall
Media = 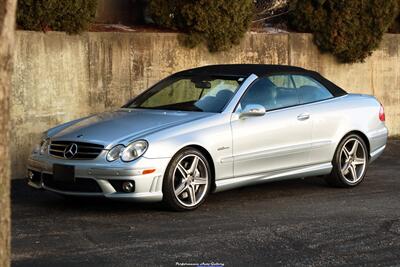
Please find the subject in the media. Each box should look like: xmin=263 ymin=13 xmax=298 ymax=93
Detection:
xmin=162 ymin=148 xmax=211 ymax=211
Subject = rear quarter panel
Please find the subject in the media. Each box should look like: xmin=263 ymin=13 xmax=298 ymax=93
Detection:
xmin=309 ymin=94 xmax=387 ymax=164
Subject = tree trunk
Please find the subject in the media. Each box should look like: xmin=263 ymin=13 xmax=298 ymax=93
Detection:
xmin=0 ymin=0 xmax=16 ymax=266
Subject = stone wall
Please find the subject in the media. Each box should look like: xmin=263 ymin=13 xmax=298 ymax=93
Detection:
xmin=11 ymin=31 xmax=400 ymax=178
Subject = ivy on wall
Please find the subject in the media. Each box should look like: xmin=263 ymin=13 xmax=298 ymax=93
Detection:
xmin=15 ymin=0 xmax=400 ymax=63
xmin=17 ymin=0 xmax=98 ymax=34
xmin=389 ymin=0 xmax=400 ymax=33
xmin=149 ymin=0 xmax=254 ymax=52
xmin=289 ymin=0 xmax=398 ymax=63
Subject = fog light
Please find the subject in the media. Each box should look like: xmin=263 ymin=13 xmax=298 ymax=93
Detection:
xmin=28 ymin=171 xmax=34 ymax=181
xmin=122 ymin=181 xmax=134 ymax=193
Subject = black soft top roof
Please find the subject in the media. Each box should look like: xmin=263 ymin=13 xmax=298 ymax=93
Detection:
xmin=174 ymin=64 xmax=305 ymax=77
xmin=173 ymin=64 xmax=347 ymax=97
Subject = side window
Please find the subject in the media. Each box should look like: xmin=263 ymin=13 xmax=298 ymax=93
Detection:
xmin=269 ymin=75 xmax=295 ymax=88
xmin=292 ymin=75 xmax=333 ymax=104
xmin=239 ymin=75 xmax=300 ymax=111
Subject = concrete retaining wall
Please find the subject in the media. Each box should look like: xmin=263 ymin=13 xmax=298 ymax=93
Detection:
xmin=11 ymin=31 xmax=400 ymax=178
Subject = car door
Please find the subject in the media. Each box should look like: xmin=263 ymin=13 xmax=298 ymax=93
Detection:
xmin=291 ymin=74 xmax=337 ymax=165
xmin=231 ymin=74 xmax=313 ymax=178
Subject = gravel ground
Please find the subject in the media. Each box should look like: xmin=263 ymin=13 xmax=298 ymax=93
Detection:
xmin=12 ymin=139 xmax=400 ymax=267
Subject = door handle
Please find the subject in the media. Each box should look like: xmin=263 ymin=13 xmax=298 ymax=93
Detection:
xmin=297 ymin=113 xmax=310 ymax=121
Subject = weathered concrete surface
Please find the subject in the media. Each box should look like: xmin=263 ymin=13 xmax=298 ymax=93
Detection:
xmin=11 ymin=140 xmax=400 ymax=266
xmin=11 ymin=31 xmax=400 ymax=178
xmin=12 ymin=32 xmax=91 ymax=178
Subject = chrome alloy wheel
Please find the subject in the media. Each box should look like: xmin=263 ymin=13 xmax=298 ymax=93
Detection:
xmin=173 ymin=154 xmax=209 ymax=207
xmin=340 ymin=138 xmax=367 ymax=184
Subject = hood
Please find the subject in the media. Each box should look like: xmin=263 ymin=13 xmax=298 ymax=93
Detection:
xmin=51 ymin=109 xmax=214 ymax=147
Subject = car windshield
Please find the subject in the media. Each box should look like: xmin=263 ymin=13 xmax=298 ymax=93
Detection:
xmin=125 ymin=76 xmax=244 ymax=112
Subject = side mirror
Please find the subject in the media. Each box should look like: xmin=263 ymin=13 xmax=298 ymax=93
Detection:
xmin=239 ymin=104 xmax=266 ymax=119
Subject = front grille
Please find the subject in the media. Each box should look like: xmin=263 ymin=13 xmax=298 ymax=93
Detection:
xmin=42 ymin=174 xmax=102 ymax=193
xmin=49 ymin=141 xmax=104 ymax=160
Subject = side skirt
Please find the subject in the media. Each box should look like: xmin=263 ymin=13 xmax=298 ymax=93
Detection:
xmin=214 ymin=162 xmax=332 ymax=193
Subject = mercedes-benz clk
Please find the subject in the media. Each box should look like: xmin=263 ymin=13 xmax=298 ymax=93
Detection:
xmin=27 ymin=64 xmax=388 ymax=211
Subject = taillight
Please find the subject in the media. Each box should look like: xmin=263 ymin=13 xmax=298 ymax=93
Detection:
xmin=379 ymin=103 xmax=385 ymax=122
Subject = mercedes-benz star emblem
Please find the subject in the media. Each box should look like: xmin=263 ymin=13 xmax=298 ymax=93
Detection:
xmin=64 ymin=143 xmax=78 ymax=159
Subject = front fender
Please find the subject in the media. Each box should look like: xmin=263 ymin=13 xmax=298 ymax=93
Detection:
xmin=143 ymin=113 xmax=233 ymax=180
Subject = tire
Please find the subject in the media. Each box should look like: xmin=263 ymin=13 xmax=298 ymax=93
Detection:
xmin=325 ymin=134 xmax=369 ymax=187
xmin=162 ymin=148 xmax=211 ymax=211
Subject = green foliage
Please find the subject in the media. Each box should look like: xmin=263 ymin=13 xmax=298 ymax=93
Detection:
xmin=17 ymin=0 xmax=98 ymax=34
xmin=389 ymin=17 xmax=400 ymax=33
xmin=289 ymin=0 xmax=398 ymax=63
xmin=149 ymin=0 xmax=254 ymax=52
xmin=389 ymin=0 xmax=400 ymax=33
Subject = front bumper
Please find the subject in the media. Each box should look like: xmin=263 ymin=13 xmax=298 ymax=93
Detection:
xmin=27 ymin=153 xmax=171 ymax=202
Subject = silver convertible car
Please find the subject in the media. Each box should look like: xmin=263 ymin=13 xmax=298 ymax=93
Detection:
xmin=27 ymin=64 xmax=388 ymax=210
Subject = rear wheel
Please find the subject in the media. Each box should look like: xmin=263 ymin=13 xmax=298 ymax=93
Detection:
xmin=162 ymin=148 xmax=211 ymax=211
xmin=326 ymin=134 xmax=369 ymax=187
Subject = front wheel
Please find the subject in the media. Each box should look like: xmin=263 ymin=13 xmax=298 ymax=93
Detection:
xmin=162 ymin=148 xmax=211 ymax=211
xmin=326 ymin=134 xmax=369 ymax=187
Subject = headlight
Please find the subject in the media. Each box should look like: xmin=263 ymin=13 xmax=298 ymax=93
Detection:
xmin=32 ymin=133 xmax=49 ymax=155
xmin=121 ymin=140 xmax=148 ymax=162
xmin=106 ymin=145 xmax=125 ymax=162
xmin=106 ymin=140 xmax=148 ymax=162
xmin=40 ymin=138 xmax=50 ymax=155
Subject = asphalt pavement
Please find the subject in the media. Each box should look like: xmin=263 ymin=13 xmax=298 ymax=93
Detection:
xmin=11 ymin=139 xmax=400 ymax=266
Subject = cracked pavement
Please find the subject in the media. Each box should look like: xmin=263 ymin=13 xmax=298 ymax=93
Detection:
xmin=12 ymin=140 xmax=400 ymax=266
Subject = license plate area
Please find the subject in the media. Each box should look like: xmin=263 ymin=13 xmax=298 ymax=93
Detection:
xmin=53 ymin=164 xmax=75 ymax=182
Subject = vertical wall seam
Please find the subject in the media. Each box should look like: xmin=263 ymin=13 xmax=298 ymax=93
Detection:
xmin=86 ymin=32 xmax=92 ymax=113
xmin=287 ymin=33 xmax=291 ymax=66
